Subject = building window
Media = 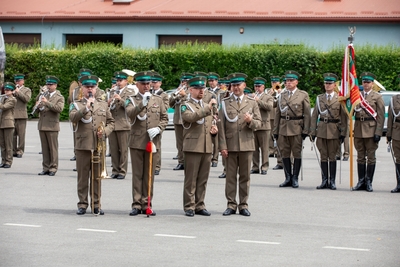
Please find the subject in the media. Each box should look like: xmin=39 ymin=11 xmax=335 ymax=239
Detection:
xmin=4 ymin=33 xmax=41 ymax=47
xmin=65 ymin=34 xmax=123 ymax=46
xmin=158 ymin=35 xmax=222 ymax=48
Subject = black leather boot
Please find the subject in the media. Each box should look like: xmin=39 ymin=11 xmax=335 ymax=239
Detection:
xmin=329 ymin=161 xmax=337 ymax=190
xmin=365 ymin=164 xmax=375 ymax=192
xmin=391 ymin=164 xmax=400 ymax=193
xmin=352 ymin=163 xmax=366 ymax=191
xmin=279 ymin=158 xmax=292 ymax=187
xmin=291 ymin=158 xmax=301 ymax=188
xmin=316 ymin=161 xmax=329 ymax=189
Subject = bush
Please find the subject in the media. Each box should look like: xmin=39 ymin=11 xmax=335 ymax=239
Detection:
xmin=4 ymin=42 xmax=400 ymax=120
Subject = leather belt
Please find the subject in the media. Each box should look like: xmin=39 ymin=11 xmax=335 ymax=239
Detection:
xmin=320 ymin=118 xmax=340 ymax=123
xmin=355 ymin=117 xmax=374 ymax=121
xmin=395 ymin=118 xmax=400 ymax=123
xmin=281 ymin=116 xmax=303 ymax=121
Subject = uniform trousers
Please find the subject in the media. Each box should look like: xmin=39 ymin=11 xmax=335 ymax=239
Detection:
xmin=0 ymin=128 xmax=14 ymax=165
xmin=109 ymin=130 xmax=129 ymax=176
xmin=252 ymin=130 xmax=270 ymax=171
xmin=277 ymin=134 xmax=303 ymax=158
xmin=317 ymin=137 xmax=339 ymax=162
xmin=130 ymin=148 xmax=158 ymax=210
xmin=39 ymin=131 xmax=58 ymax=172
xmin=183 ymin=152 xmax=211 ymax=211
xmin=269 ymin=119 xmax=276 ymax=155
xmin=155 ymin=134 xmax=162 ymax=172
xmin=354 ymin=137 xmax=379 ymax=165
xmin=13 ymin=119 xmax=27 ymax=156
xmin=225 ymin=151 xmax=252 ymax=211
xmin=76 ymin=150 xmax=101 ymax=209
xmin=393 ymin=139 xmax=400 ymax=164
xmin=211 ymin=134 xmax=219 ymax=164
xmin=174 ymin=124 xmax=184 ymax=164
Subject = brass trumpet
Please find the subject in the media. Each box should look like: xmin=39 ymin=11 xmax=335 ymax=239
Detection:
xmin=30 ymin=86 xmax=49 ymax=115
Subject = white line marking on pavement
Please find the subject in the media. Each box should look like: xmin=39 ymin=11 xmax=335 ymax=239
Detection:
xmin=154 ymin=234 xmax=196 ymax=239
xmin=237 ymin=240 xmax=280 ymax=245
xmin=77 ymin=228 xmax=116 ymax=233
xmin=4 ymin=223 xmax=41 ymax=228
xmin=323 ymin=246 xmax=370 ymax=252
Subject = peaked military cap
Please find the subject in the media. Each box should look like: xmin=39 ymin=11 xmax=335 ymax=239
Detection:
xmin=360 ymin=72 xmax=376 ymax=82
xmin=180 ymin=73 xmax=194 ymax=81
xmin=79 ymin=75 xmax=99 ymax=86
xmin=253 ymin=77 xmax=267 ymax=85
xmin=281 ymin=75 xmax=286 ymax=82
xmin=323 ymin=73 xmax=338 ymax=82
xmin=207 ymin=72 xmax=220 ymax=80
xmin=151 ymin=73 xmax=164 ymax=82
xmin=13 ymin=74 xmax=25 ymax=81
xmin=111 ymin=78 xmax=117 ymax=84
xmin=45 ymin=75 xmax=59 ymax=85
xmin=194 ymin=71 xmax=208 ymax=78
xmin=114 ymin=71 xmax=128 ymax=80
xmin=270 ymin=76 xmax=280 ymax=82
xmin=244 ymin=87 xmax=253 ymax=94
xmin=285 ymin=70 xmax=300 ymax=80
xmin=134 ymin=71 xmax=153 ymax=82
xmin=3 ymin=82 xmax=16 ymax=91
xmin=188 ymin=76 xmax=207 ymax=88
xmin=219 ymin=77 xmax=230 ymax=85
xmin=228 ymin=73 xmax=248 ymax=85
xmin=78 ymin=68 xmax=92 ymax=79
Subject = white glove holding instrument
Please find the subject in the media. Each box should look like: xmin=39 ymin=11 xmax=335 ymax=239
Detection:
xmin=147 ymin=127 xmax=161 ymax=140
xmin=142 ymin=92 xmax=152 ymax=106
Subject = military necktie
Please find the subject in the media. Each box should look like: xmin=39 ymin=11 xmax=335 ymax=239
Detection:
xmin=327 ymin=94 xmax=331 ymax=104
xmin=237 ymin=97 xmax=241 ymax=108
xmin=288 ymin=91 xmax=292 ymax=99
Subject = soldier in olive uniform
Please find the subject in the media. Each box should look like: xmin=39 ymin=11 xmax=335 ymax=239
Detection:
xmin=34 ymin=76 xmax=65 ymax=176
xmin=217 ymin=78 xmax=231 ymax=179
xmin=181 ymin=76 xmax=218 ymax=217
xmin=0 ymin=82 xmax=17 ymax=168
xmin=125 ymin=71 xmax=168 ymax=216
xmin=218 ymin=73 xmax=262 ymax=217
xmin=310 ymin=73 xmax=348 ymax=190
xmin=273 ymin=71 xmax=311 ymax=188
xmin=251 ymin=77 xmax=273 ymax=175
xmin=12 ymin=74 xmax=31 ymax=158
xmin=352 ymin=72 xmax=385 ymax=192
xmin=151 ymin=72 xmax=169 ymax=175
xmin=170 ymin=73 xmax=193 ymax=170
xmin=69 ymin=75 xmax=115 ymax=215
xmin=108 ymin=71 xmax=136 ymax=179
xmin=207 ymin=72 xmax=220 ymax=167
xmin=386 ymin=74 xmax=400 ymax=193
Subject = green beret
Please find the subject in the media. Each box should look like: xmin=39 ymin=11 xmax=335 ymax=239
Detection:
xmin=270 ymin=76 xmax=280 ymax=82
xmin=323 ymin=73 xmax=338 ymax=82
xmin=45 ymin=75 xmax=59 ymax=85
xmin=134 ymin=71 xmax=153 ymax=82
xmin=13 ymin=74 xmax=25 ymax=81
xmin=228 ymin=73 xmax=247 ymax=85
xmin=285 ymin=70 xmax=300 ymax=80
xmin=360 ymin=72 xmax=376 ymax=82
xmin=188 ymin=77 xmax=207 ymax=88
xmin=253 ymin=77 xmax=267 ymax=85
xmin=180 ymin=73 xmax=194 ymax=80
xmin=79 ymin=75 xmax=99 ymax=86
xmin=4 ymin=82 xmax=16 ymax=91
xmin=207 ymin=72 xmax=220 ymax=80
xmin=194 ymin=71 xmax=208 ymax=78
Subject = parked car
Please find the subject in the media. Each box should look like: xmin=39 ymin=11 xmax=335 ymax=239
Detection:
xmin=380 ymin=90 xmax=400 ymax=135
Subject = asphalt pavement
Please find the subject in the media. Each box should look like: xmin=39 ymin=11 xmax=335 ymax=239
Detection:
xmin=0 ymin=121 xmax=399 ymax=267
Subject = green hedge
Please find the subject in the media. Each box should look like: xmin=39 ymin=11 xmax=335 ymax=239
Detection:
xmin=4 ymin=42 xmax=400 ymax=120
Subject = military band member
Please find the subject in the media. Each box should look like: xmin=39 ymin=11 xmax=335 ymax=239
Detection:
xmin=12 ymin=74 xmax=31 ymax=158
xmin=151 ymin=72 xmax=169 ymax=175
xmin=33 ymin=76 xmax=64 ymax=176
xmin=207 ymin=72 xmax=220 ymax=167
xmin=126 ymin=71 xmax=168 ymax=216
xmin=273 ymin=70 xmax=311 ymax=188
xmin=251 ymin=77 xmax=273 ymax=175
xmin=217 ymin=78 xmax=231 ymax=179
xmin=0 ymin=82 xmax=17 ymax=168
xmin=108 ymin=71 xmax=135 ymax=179
xmin=352 ymin=72 xmax=385 ymax=192
xmin=218 ymin=73 xmax=261 ymax=217
xmin=310 ymin=73 xmax=348 ymax=190
xmin=69 ymin=75 xmax=115 ymax=215
xmin=181 ymin=77 xmax=218 ymax=217
xmin=386 ymin=74 xmax=400 ymax=193
xmin=170 ymin=73 xmax=193 ymax=171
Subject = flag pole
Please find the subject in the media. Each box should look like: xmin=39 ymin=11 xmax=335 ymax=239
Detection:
xmin=348 ymin=27 xmax=355 ymax=190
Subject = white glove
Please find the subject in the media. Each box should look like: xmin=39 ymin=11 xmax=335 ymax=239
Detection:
xmin=147 ymin=127 xmax=161 ymax=140
xmin=142 ymin=92 xmax=152 ymax=106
